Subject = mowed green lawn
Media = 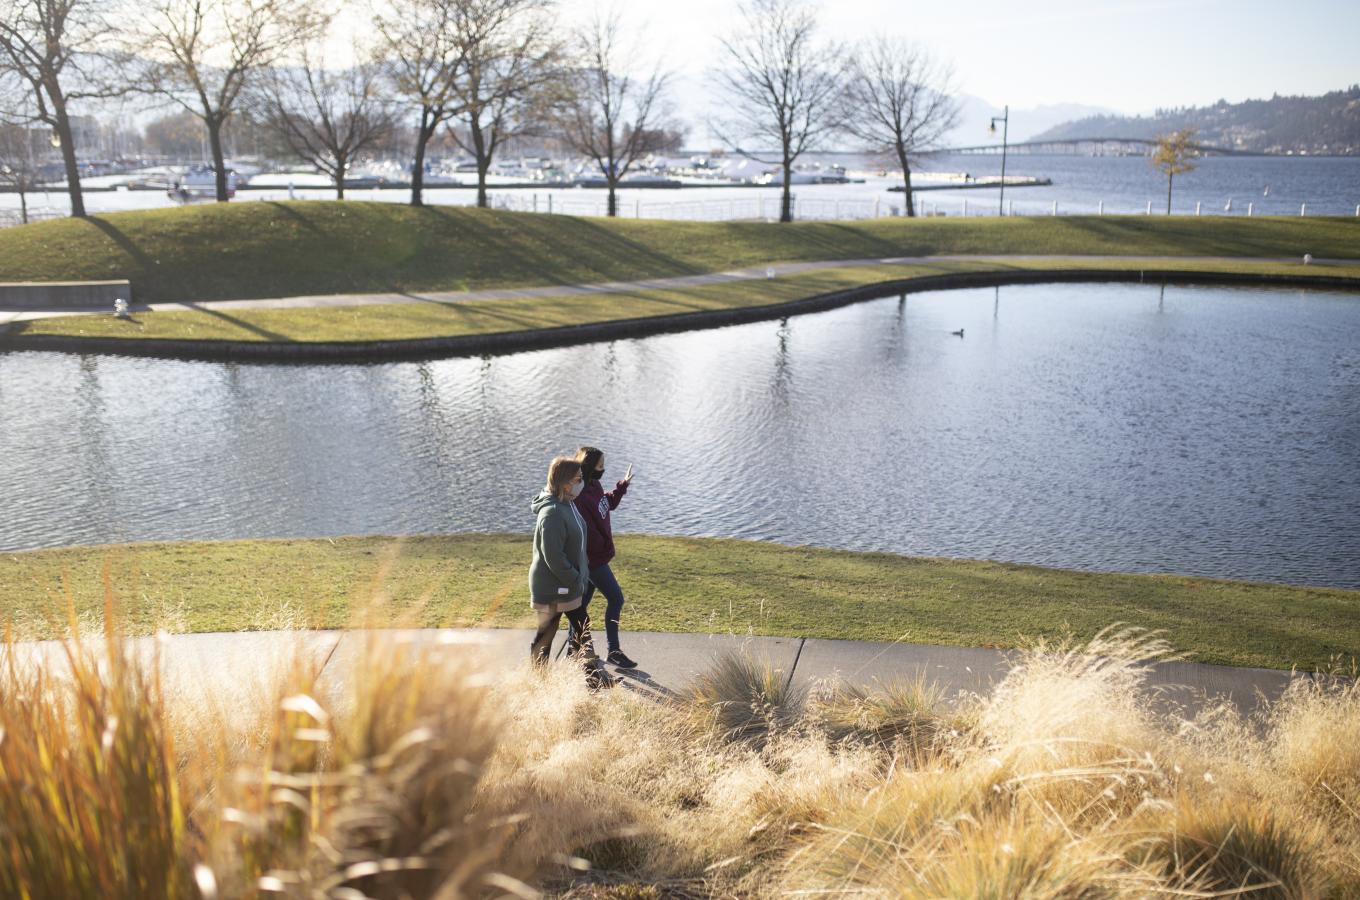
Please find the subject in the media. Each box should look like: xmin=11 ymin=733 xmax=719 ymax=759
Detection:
xmin=2 ymin=201 xmax=1356 ymax=304
xmin=3 ymin=535 xmax=1356 ymax=670
xmin=15 ymin=256 xmax=1360 ymax=343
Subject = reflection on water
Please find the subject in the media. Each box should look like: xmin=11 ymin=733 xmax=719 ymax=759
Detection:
xmin=1 ymin=283 xmax=1357 ymax=587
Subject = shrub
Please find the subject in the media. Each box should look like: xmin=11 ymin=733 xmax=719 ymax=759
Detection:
xmin=683 ymin=651 xmax=805 ymax=746
xmin=1158 ymin=797 xmax=1330 ymax=899
xmin=0 ymin=618 xmax=195 ymax=899
xmin=808 ymin=674 xmax=963 ymax=759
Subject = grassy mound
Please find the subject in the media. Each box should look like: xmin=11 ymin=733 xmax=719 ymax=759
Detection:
xmin=1 ymin=201 xmax=1356 ymax=303
xmin=15 ymin=256 xmax=1358 ymax=344
xmin=4 ymin=534 xmax=1357 ymax=669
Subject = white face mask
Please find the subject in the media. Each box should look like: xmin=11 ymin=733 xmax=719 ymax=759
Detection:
xmin=567 ymin=481 xmax=584 ymax=499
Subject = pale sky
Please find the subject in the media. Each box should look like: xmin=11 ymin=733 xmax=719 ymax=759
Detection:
xmin=327 ymin=0 xmax=1357 ymax=121
xmin=542 ymin=0 xmax=1358 ymax=114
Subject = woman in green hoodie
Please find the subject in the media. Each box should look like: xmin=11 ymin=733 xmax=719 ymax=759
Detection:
xmin=528 ymin=456 xmax=612 ymax=688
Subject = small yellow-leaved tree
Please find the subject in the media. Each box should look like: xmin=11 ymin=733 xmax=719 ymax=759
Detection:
xmin=1152 ymin=127 xmax=1198 ymax=215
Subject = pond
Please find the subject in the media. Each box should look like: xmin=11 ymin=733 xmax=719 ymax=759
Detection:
xmin=1 ymin=282 xmax=1357 ymax=588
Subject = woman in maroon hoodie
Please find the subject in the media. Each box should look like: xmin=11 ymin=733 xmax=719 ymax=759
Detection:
xmin=568 ymin=445 xmax=637 ymax=668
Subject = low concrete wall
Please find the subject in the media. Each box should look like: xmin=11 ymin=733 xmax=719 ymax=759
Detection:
xmin=0 ymin=280 xmax=132 ymax=310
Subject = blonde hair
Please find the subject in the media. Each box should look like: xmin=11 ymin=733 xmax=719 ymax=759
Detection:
xmin=546 ymin=456 xmax=583 ymax=500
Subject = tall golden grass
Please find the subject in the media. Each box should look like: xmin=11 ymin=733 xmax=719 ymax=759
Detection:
xmin=2 ymin=606 xmax=1356 ymax=898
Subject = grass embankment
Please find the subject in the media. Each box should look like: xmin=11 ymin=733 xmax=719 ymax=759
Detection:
xmin=5 ymin=535 xmax=1357 ymax=670
xmin=1 ymin=202 xmax=1356 ymax=304
xmin=18 ymin=255 xmax=1360 ymax=343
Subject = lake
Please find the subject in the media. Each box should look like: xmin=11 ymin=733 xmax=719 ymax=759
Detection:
xmin=4 ymin=153 xmax=1357 ymax=221
xmin=1 ymin=282 xmax=1357 ymax=587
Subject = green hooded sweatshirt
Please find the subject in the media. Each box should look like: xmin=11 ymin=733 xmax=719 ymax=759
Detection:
xmin=529 ymin=489 xmax=589 ymax=606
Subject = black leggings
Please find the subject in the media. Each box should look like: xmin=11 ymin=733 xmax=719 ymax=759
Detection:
xmin=530 ymin=603 xmax=595 ymax=665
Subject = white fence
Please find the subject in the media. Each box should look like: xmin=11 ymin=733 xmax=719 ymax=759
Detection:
xmin=485 ymin=192 xmax=903 ymax=222
xmin=484 ymin=191 xmax=1355 ymax=222
xmin=0 ymin=207 xmax=65 ymax=229
xmin=4 ymin=189 xmax=1356 ymax=228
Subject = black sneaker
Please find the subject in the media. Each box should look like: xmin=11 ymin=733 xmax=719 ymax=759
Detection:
xmin=607 ymin=650 xmax=638 ymax=669
xmin=585 ymin=660 xmax=617 ymax=691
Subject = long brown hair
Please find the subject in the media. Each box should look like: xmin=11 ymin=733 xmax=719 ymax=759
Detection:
xmin=546 ymin=456 xmax=583 ymax=500
xmin=576 ymin=446 xmax=603 ymax=481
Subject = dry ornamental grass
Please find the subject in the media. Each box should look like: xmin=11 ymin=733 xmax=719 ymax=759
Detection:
xmin=1 ymin=598 xmax=1357 ymax=898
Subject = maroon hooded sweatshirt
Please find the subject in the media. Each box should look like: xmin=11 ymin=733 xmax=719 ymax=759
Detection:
xmin=573 ymin=477 xmax=629 ymax=570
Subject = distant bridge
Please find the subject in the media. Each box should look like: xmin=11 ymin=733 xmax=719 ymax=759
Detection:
xmin=934 ymin=138 xmax=1263 ymax=157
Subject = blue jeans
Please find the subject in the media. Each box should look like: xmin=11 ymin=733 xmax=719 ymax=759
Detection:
xmin=572 ymin=563 xmax=626 ymax=654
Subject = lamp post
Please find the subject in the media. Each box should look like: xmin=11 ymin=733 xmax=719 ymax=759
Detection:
xmin=989 ymin=106 xmax=1009 ymax=216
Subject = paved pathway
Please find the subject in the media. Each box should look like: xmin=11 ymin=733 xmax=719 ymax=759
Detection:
xmin=14 ymin=628 xmax=1303 ymax=722
xmin=3 ymin=254 xmax=1355 ymax=325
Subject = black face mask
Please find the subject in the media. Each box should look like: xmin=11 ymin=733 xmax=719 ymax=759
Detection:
xmin=592 ymin=468 xmax=605 ymax=481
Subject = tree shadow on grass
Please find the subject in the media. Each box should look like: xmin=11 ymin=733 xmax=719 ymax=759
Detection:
xmin=177 ymin=303 xmax=292 ymax=342
xmin=261 ymin=201 xmax=326 ymax=238
xmin=80 ymin=217 xmax=155 ymax=295
xmin=419 ymin=207 xmax=706 ymax=287
xmin=1027 ymin=216 xmax=1359 ymax=258
xmin=782 ymin=221 xmax=906 ymax=259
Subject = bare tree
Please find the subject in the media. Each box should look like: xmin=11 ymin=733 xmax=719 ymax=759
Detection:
xmin=1152 ymin=127 xmax=1197 ymax=215
xmin=372 ymin=0 xmax=468 ymax=206
xmin=842 ymin=38 xmax=958 ymax=218
xmin=140 ymin=0 xmax=324 ymax=202
xmin=259 ymin=46 xmax=395 ymax=199
xmin=0 ymin=119 xmax=44 ymax=224
xmin=445 ymin=0 xmax=557 ymax=209
xmin=0 ymin=0 xmax=124 ymax=217
xmin=712 ymin=0 xmax=842 ymax=223
xmin=556 ymin=10 xmax=669 ymax=218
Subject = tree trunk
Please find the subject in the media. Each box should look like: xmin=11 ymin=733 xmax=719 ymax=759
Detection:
xmin=607 ymin=179 xmax=618 ymax=217
xmin=780 ymin=155 xmax=793 ymax=223
xmin=18 ymin=188 xmax=28 ymax=224
xmin=51 ymin=97 xmax=85 ymax=218
xmin=898 ymin=147 xmax=916 ymax=218
xmin=334 ymin=161 xmax=345 ymax=199
xmin=206 ymin=118 xmax=229 ymax=202
xmin=471 ymin=118 xmax=489 ymax=209
xmin=1166 ymin=172 xmax=1173 ymax=215
xmin=411 ymin=110 xmax=433 ymax=207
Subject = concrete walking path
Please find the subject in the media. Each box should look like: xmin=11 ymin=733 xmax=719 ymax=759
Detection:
xmin=3 ymin=253 xmax=1357 ymax=325
xmin=14 ymin=628 xmax=1303 ymax=721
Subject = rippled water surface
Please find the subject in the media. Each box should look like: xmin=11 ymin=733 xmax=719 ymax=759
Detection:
xmin=2 ymin=283 xmax=1358 ymax=587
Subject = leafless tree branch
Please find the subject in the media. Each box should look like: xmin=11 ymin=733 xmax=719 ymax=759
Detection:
xmin=554 ymin=7 xmax=671 ymax=217
xmin=442 ymin=0 xmax=559 ymax=208
xmin=0 ymin=0 xmax=128 ymax=215
xmin=257 ymin=40 xmax=396 ymax=199
xmin=710 ymin=0 xmax=842 ymax=222
xmin=136 ymin=0 xmax=326 ymax=201
xmin=841 ymin=37 xmax=959 ymax=217
xmin=371 ymin=0 xmax=473 ymax=206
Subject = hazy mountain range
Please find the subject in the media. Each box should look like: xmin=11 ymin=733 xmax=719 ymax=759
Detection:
xmin=668 ymin=70 xmax=1117 ymax=152
xmin=947 ymin=97 xmax=1118 ymax=146
xmin=673 ymin=72 xmax=1358 ymax=157
xmin=1029 ymin=87 xmax=1360 ymax=155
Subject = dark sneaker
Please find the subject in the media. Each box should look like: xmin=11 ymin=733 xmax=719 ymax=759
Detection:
xmin=607 ymin=650 xmax=638 ymax=669
xmin=585 ymin=660 xmax=617 ymax=691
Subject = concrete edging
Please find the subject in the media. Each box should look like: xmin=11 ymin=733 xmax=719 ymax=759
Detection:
xmin=1 ymin=268 xmax=1355 ymax=364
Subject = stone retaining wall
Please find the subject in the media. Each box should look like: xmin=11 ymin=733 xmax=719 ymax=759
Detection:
xmin=0 ymin=280 xmax=132 ymax=310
